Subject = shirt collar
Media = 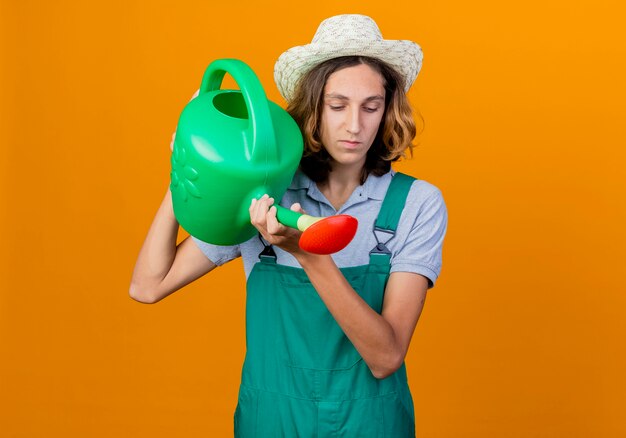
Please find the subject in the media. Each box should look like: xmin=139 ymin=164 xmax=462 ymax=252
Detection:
xmin=289 ymin=168 xmax=394 ymax=201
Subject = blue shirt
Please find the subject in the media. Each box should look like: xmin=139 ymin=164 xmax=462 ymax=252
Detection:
xmin=193 ymin=169 xmax=447 ymax=288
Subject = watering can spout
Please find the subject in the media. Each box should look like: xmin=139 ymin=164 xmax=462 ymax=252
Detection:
xmin=276 ymin=206 xmax=358 ymax=254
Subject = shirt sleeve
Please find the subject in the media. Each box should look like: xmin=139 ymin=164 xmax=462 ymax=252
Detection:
xmin=390 ymin=186 xmax=448 ymax=288
xmin=191 ymin=236 xmax=241 ymax=266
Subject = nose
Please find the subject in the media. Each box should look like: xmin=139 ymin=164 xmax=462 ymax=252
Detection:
xmin=345 ymin=106 xmax=361 ymax=135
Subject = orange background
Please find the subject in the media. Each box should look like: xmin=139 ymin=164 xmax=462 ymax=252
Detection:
xmin=1 ymin=0 xmax=625 ymax=436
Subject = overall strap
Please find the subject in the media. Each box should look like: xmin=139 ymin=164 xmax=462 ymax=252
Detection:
xmin=370 ymin=172 xmax=417 ymax=264
xmin=257 ymin=233 xmax=277 ymax=264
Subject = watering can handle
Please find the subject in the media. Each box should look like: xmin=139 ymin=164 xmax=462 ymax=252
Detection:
xmin=199 ymin=59 xmax=276 ymax=164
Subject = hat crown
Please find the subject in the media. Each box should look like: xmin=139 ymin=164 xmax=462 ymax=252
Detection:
xmin=274 ymin=14 xmax=422 ymax=102
xmin=311 ymin=14 xmax=384 ymax=44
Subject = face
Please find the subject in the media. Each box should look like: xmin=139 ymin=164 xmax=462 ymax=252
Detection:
xmin=319 ymin=63 xmax=386 ymax=172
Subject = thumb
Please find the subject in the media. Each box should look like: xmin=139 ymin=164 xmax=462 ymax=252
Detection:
xmin=170 ymin=131 xmax=176 ymax=151
xmin=290 ymin=203 xmax=306 ymax=214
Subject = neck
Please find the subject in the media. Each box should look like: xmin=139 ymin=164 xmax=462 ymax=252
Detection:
xmin=318 ymin=162 xmax=366 ymax=210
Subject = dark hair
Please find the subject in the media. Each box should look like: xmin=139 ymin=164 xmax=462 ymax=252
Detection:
xmin=286 ymin=56 xmax=419 ymax=183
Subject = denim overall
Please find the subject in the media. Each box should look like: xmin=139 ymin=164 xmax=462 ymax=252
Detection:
xmin=235 ymin=173 xmax=417 ymax=437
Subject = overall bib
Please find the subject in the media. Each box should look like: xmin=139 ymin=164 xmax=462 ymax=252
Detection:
xmin=235 ymin=173 xmax=417 ymax=437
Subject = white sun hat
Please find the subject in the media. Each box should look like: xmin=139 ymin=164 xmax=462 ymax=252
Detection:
xmin=274 ymin=14 xmax=423 ymax=102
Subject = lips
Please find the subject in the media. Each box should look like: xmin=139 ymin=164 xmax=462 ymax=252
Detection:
xmin=340 ymin=140 xmax=361 ymax=148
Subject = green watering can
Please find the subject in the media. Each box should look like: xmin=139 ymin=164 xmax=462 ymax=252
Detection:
xmin=170 ymin=59 xmax=357 ymax=254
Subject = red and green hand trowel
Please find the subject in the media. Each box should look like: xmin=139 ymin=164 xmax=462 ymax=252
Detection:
xmin=170 ymin=59 xmax=357 ymax=254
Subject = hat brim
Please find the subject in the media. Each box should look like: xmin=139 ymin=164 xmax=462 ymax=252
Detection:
xmin=274 ymin=39 xmax=423 ymax=102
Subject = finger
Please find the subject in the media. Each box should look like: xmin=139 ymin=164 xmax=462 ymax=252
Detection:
xmin=170 ymin=131 xmax=176 ymax=151
xmin=290 ymin=202 xmax=306 ymax=214
xmin=249 ymin=196 xmax=263 ymax=226
xmin=249 ymin=198 xmax=257 ymax=220
xmin=266 ymin=205 xmax=285 ymax=235
xmin=250 ymin=194 xmax=271 ymax=227
xmin=262 ymin=196 xmax=275 ymax=226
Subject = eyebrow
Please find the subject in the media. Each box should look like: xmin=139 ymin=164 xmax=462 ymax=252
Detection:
xmin=324 ymin=93 xmax=385 ymax=102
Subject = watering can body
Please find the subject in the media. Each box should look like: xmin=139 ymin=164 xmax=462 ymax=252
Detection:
xmin=170 ymin=59 xmax=303 ymax=245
